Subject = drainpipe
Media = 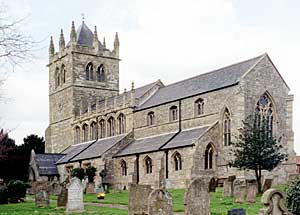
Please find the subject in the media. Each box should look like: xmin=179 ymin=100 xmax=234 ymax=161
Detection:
xmin=179 ymin=100 xmax=182 ymax=132
xmin=136 ymin=154 xmax=139 ymax=184
xmin=165 ymin=150 xmax=169 ymax=179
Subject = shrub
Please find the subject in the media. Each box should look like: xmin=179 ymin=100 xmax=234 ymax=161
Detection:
xmin=71 ymin=167 xmax=85 ymax=181
xmin=0 ymin=186 xmax=8 ymax=204
xmin=86 ymin=166 xmax=96 ymax=183
xmin=286 ymin=177 xmax=300 ymax=215
xmin=7 ymin=180 xmax=30 ymax=203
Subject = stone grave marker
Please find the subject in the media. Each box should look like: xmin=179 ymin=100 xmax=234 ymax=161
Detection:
xmin=227 ymin=208 xmax=246 ymax=215
xmin=262 ymin=179 xmax=273 ymax=192
xmin=233 ymin=178 xmax=246 ymax=203
xmin=148 ymin=189 xmax=173 ymax=215
xmin=246 ymin=179 xmax=257 ymax=203
xmin=57 ymin=186 xmax=68 ymax=207
xmin=35 ymin=190 xmax=49 ymax=207
xmin=128 ymin=183 xmax=153 ymax=215
xmin=223 ymin=175 xmax=236 ymax=197
xmin=258 ymin=189 xmax=292 ymax=215
xmin=66 ymin=177 xmax=84 ymax=212
xmin=184 ymin=177 xmax=210 ymax=215
xmin=86 ymin=183 xmax=95 ymax=194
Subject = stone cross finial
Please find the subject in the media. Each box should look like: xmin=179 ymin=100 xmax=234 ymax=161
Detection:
xmin=59 ymin=29 xmax=65 ymax=51
xmin=49 ymin=36 xmax=55 ymax=56
xmin=81 ymin=13 xmax=85 ymax=23
xmin=131 ymin=81 xmax=135 ymax=91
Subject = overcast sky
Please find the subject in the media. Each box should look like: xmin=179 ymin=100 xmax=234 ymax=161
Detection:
xmin=1 ymin=0 xmax=300 ymax=154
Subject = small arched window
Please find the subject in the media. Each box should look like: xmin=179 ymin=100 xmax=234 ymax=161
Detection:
xmin=147 ymin=112 xmax=155 ymax=126
xmin=169 ymin=106 xmax=178 ymax=121
xmin=61 ymin=64 xmax=66 ymax=84
xmin=145 ymin=156 xmax=153 ymax=174
xmin=223 ymin=108 xmax=231 ymax=146
xmin=90 ymin=121 xmax=97 ymax=140
xmin=96 ymin=64 xmax=105 ymax=82
xmin=173 ymin=152 xmax=182 ymax=171
xmin=107 ymin=117 xmax=115 ymax=137
xmin=117 ymin=113 xmax=126 ymax=134
xmin=55 ymin=67 xmax=60 ymax=88
xmin=99 ymin=119 xmax=106 ymax=138
xmin=195 ymin=98 xmax=204 ymax=116
xmin=82 ymin=124 xmax=88 ymax=142
xmin=75 ymin=126 xmax=81 ymax=144
xmin=205 ymin=143 xmax=214 ymax=169
xmin=121 ymin=160 xmax=127 ymax=176
xmin=86 ymin=62 xmax=93 ymax=81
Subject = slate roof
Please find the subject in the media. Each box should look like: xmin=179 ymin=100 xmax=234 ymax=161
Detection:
xmin=136 ymin=54 xmax=265 ymax=110
xmin=116 ymin=132 xmax=177 ymax=157
xmin=76 ymin=22 xmax=102 ymax=47
xmin=56 ymin=140 xmax=95 ymax=164
xmin=70 ymin=134 xmax=127 ymax=162
xmin=35 ymin=153 xmax=64 ymax=176
xmin=162 ymin=126 xmax=210 ymax=150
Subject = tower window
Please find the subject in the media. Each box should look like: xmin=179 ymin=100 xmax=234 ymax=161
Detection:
xmin=121 ymin=160 xmax=127 ymax=176
xmin=145 ymin=156 xmax=153 ymax=174
xmin=223 ymin=108 xmax=231 ymax=146
xmin=55 ymin=67 xmax=60 ymax=88
xmin=86 ymin=62 xmax=93 ymax=81
xmin=96 ymin=64 xmax=105 ymax=82
xmin=147 ymin=112 xmax=155 ymax=126
xmin=107 ymin=117 xmax=115 ymax=137
xmin=61 ymin=64 xmax=66 ymax=84
xmin=169 ymin=106 xmax=178 ymax=121
xmin=205 ymin=143 xmax=214 ymax=169
xmin=83 ymin=123 xmax=88 ymax=142
xmin=117 ymin=113 xmax=126 ymax=134
xmin=99 ymin=119 xmax=105 ymax=138
xmin=195 ymin=98 xmax=204 ymax=116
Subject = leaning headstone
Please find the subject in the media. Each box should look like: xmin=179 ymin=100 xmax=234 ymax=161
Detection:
xmin=227 ymin=208 xmax=246 ymax=215
xmin=223 ymin=175 xmax=236 ymax=197
xmin=246 ymin=179 xmax=257 ymax=203
xmin=66 ymin=177 xmax=84 ymax=212
xmin=209 ymin=178 xmax=217 ymax=192
xmin=128 ymin=183 xmax=153 ymax=215
xmin=148 ymin=189 xmax=173 ymax=215
xmin=35 ymin=190 xmax=49 ymax=207
xmin=233 ymin=179 xmax=246 ymax=203
xmin=262 ymin=179 xmax=273 ymax=192
xmin=57 ymin=187 xmax=68 ymax=207
xmin=184 ymin=177 xmax=210 ymax=215
xmin=258 ymin=189 xmax=292 ymax=215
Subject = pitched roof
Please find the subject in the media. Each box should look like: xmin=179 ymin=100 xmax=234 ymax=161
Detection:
xmin=56 ymin=140 xmax=95 ymax=164
xmin=136 ymin=54 xmax=264 ymax=111
xmin=162 ymin=126 xmax=210 ymax=150
xmin=70 ymin=134 xmax=127 ymax=162
xmin=76 ymin=22 xmax=102 ymax=47
xmin=35 ymin=153 xmax=64 ymax=176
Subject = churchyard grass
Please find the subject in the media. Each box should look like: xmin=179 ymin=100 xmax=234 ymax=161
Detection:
xmin=84 ymin=190 xmax=129 ymax=205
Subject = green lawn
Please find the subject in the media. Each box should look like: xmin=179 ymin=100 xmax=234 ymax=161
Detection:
xmin=84 ymin=190 xmax=129 ymax=205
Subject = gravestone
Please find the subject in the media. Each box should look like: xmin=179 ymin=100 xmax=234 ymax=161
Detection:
xmin=49 ymin=182 xmax=62 ymax=196
xmin=35 ymin=190 xmax=49 ymax=207
xmin=233 ymin=179 xmax=246 ymax=203
xmin=258 ymin=189 xmax=292 ymax=215
xmin=184 ymin=177 xmax=210 ymax=215
xmin=128 ymin=183 xmax=153 ymax=215
xmin=148 ymin=189 xmax=173 ymax=215
xmin=209 ymin=178 xmax=217 ymax=192
xmin=57 ymin=187 xmax=68 ymax=207
xmin=86 ymin=183 xmax=95 ymax=194
xmin=227 ymin=208 xmax=246 ymax=215
xmin=223 ymin=175 xmax=236 ymax=197
xmin=66 ymin=177 xmax=84 ymax=212
xmin=262 ymin=179 xmax=273 ymax=192
xmin=246 ymin=179 xmax=257 ymax=203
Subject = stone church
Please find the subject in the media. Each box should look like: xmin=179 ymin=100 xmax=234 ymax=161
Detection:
xmin=45 ymin=21 xmax=296 ymax=189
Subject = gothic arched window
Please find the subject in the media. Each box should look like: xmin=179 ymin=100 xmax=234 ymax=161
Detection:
xmin=75 ymin=126 xmax=81 ymax=144
xmin=61 ymin=64 xmax=66 ymax=84
xmin=173 ymin=152 xmax=182 ymax=171
xmin=55 ymin=67 xmax=60 ymax=88
xmin=86 ymin=62 xmax=93 ymax=81
xmin=121 ymin=160 xmax=127 ymax=176
xmin=195 ymin=98 xmax=204 ymax=116
xmin=117 ymin=113 xmax=126 ymax=134
xmin=255 ymin=93 xmax=274 ymax=136
xmin=223 ymin=108 xmax=231 ymax=146
xmin=83 ymin=124 xmax=88 ymax=142
xmin=90 ymin=121 xmax=97 ymax=140
xmin=205 ymin=143 xmax=214 ymax=169
xmin=145 ymin=156 xmax=153 ymax=174
xmin=96 ymin=64 xmax=105 ymax=82
xmin=99 ymin=119 xmax=106 ymax=138
xmin=147 ymin=111 xmax=155 ymax=126
xmin=107 ymin=117 xmax=115 ymax=137
xmin=169 ymin=106 xmax=178 ymax=121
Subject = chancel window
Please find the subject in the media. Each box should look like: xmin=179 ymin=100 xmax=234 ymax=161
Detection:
xmin=96 ymin=64 xmax=105 ymax=82
xmin=145 ymin=156 xmax=153 ymax=174
xmin=195 ymin=98 xmax=204 ymax=116
xmin=118 ymin=113 xmax=126 ymax=134
xmin=223 ymin=108 xmax=231 ymax=146
xmin=255 ymin=93 xmax=274 ymax=136
xmin=83 ymin=124 xmax=88 ymax=142
xmin=90 ymin=121 xmax=97 ymax=140
xmin=99 ymin=119 xmax=106 ymax=138
xmin=75 ymin=126 xmax=81 ymax=144
xmin=107 ymin=117 xmax=116 ymax=137
xmin=204 ymin=143 xmax=214 ymax=169
xmin=121 ymin=160 xmax=127 ymax=176
xmin=169 ymin=106 xmax=178 ymax=121
xmin=86 ymin=62 xmax=93 ymax=81
xmin=147 ymin=111 xmax=155 ymax=126
xmin=173 ymin=152 xmax=182 ymax=171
